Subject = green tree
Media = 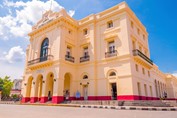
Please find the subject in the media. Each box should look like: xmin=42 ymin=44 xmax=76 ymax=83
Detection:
xmin=0 ymin=78 xmax=3 ymax=91
xmin=0 ymin=76 xmax=13 ymax=100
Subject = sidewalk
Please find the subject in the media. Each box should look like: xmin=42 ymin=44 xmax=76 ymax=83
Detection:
xmin=20 ymin=103 xmax=177 ymax=111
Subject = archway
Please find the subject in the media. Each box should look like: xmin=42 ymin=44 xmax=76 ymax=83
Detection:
xmin=64 ymin=73 xmax=71 ymax=101
xmin=107 ymin=70 xmax=118 ymax=100
xmin=35 ymin=74 xmax=43 ymax=102
xmin=26 ymin=76 xmax=33 ymax=101
xmin=45 ymin=72 xmax=54 ymax=101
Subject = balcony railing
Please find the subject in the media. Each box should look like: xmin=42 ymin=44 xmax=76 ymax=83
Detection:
xmin=105 ymin=50 xmax=117 ymax=58
xmin=28 ymin=55 xmax=53 ymax=66
xmin=65 ymin=55 xmax=75 ymax=63
xmin=80 ymin=55 xmax=90 ymax=63
xmin=133 ymin=49 xmax=153 ymax=65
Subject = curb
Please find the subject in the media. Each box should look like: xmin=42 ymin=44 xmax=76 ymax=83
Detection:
xmin=12 ymin=103 xmax=177 ymax=111
xmin=21 ymin=103 xmax=80 ymax=108
xmin=0 ymin=102 xmax=15 ymax=104
xmin=80 ymin=105 xmax=177 ymax=111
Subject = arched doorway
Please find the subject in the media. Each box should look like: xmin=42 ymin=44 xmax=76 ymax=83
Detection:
xmin=64 ymin=73 xmax=71 ymax=101
xmin=26 ymin=76 xmax=33 ymax=101
xmin=35 ymin=74 xmax=43 ymax=102
xmin=45 ymin=72 xmax=54 ymax=101
xmin=81 ymin=74 xmax=89 ymax=100
xmin=108 ymin=71 xmax=117 ymax=100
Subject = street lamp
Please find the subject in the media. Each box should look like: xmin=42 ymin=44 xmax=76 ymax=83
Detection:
xmin=0 ymin=88 xmax=2 ymax=101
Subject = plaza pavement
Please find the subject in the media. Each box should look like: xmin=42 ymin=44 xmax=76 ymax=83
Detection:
xmin=0 ymin=104 xmax=177 ymax=118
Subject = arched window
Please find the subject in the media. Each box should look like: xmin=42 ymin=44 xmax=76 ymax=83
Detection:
xmin=40 ymin=38 xmax=49 ymax=61
xmin=109 ymin=72 xmax=116 ymax=76
xmin=83 ymin=75 xmax=88 ymax=79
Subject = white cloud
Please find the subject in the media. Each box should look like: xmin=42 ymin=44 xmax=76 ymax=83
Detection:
xmin=0 ymin=0 xmax=76 ymax=79
xmin=0 ymin=62 xmax=24 ymax=79
xmin=1 ymin=46 xmax=25 ymax=63
xmin=68 ymin=10 xmax=75 ymax=17
xmin=172 ymin=71 xmax=177 ymax=77
xmin=0 ymin=0 xmax=75 ymax=39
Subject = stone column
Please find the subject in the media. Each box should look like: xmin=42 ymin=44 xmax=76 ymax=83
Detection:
xmin=52 ymin=78 xmax=64 ymax=104
xmin=40 ymin=79 xmax=47 ymax=103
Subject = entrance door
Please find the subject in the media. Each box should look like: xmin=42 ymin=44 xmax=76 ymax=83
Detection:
xmin=48 ymin=91 xmax=52 ymax=101
xmin=137 ymin=82 xmax=142 ymax=100
xmin=111 ymin=83 xmax=117 ymax=100
xmin=83 ymin=85 xmax=88 ymax=100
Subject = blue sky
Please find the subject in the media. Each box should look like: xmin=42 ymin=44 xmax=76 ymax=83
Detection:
xmin=0 ymin=0 xmax=177 ymax=79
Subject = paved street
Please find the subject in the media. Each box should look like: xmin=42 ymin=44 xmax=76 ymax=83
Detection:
xmin=0 ymin=104 xmax=177 ymax=118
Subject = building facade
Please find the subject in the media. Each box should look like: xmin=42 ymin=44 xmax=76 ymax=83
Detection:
xmin=21 ymin=2 xmax=177 ymax=103
xmin=10 ymin=79 xmax=22 ymax=96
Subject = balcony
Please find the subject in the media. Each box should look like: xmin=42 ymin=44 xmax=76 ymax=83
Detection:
xmin=65 ymin=55 xmax=75 ymax=63
xmin=28 ymin=55 xmax=54 ymax=66
xmin=133 ymin=49 xmax=153 ymax=65
xmin=105 ymin=50 xmax=118 ymax=58
xmin=80 ymin=55 xmax=90 ymax=63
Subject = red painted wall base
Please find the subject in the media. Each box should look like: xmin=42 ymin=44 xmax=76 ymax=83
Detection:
xmin=30 ymin=97 xmax=38 ymax=103
xmin=22 ymin=95 xmax=176 ymax=103
xmin=118 ymin=95 xmax=160 ymax=100
xmin=52 ymin=96 xmax=64 ymax=103
xmin=21 ymin=97 xmax=30 ymax=103
xmin=40 ymin=97 xmax=48 ymax=103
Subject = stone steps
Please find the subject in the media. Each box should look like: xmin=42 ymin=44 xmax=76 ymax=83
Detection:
xmin=162 ymin=100 xmax=177 ymax=107
xmin=70 ymin=100 xmax=173 ymax=107
xmin=123 ymin=101 xmax=172 ymax=107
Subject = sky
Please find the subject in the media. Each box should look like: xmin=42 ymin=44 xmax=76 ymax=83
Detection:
xmin=0 ymin=0 xmax=177 ymax=79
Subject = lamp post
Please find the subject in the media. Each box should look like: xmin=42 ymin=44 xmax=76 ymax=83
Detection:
xmin=0 ymin=90 xmax=2 ymax=101
xmin=0 ymin=83 xmax=2 ymax=101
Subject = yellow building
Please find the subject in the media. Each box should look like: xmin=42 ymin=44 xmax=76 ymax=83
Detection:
xmin=21 ymin=2 xmax=177 ymax=103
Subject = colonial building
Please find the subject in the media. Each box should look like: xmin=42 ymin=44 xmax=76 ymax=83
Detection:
xmin=10 ymin=79 xmax=22 ymax=96
xmin=21 ymin=2 xmax=177 ymax=103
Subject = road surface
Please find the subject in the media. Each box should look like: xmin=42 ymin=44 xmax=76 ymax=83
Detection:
xmin=0 ymin=104 xmax=176 ymax=118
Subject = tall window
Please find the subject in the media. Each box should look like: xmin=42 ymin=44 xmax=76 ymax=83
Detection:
xmin=139 ymin=46 xmax=142 ymax=52
xmin=108 ymin=41 xmax=115 ymax=53
xmin=132 ymin=41 xmax=136 ymax=50
xmin=66 ymin=47 xmax=71 ymax=56
xmin=137 ymin=28 xmax=140 ymax=35
xmin=40 ymin=38 xmax=49 ymax=61
xmin=131 ymin=21 xmax=134 ymax=28
xmin=143 ymin=34 xmax=145 ymax=40
xmin=150 ymin=86 xmax=153 ymax=97
xmin=107 ymin=21 xmax=113 ymax=28
xmin=144 ymin=84 xmax=147 ymax=96
xmin=83 ymin=47 xmax=89 ymax=57
xmin=142 ymin=68 xmax=145 ymax=75
xmin=148 ymin=71 xmax=150 ymax=77
xmin=83 ymin=28 xmax=88 ymax=35
xmin=135 ymin=64 xmax=139 ymax=72
xmin=145 ymin=50 xmax=147 ymax=56
xmin=137 ymin=82 xmax=141 ymax=96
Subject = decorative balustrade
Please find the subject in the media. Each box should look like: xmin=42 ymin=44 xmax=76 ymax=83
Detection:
xmin=80 ymin=55 xmax=90 ymax=63
xmin=105 ymin=50 xmax=118 ymax=58
xmin=133 ymin=49 xmax=153 ymax=65
xmin=28 ymin=55 xmax=54 ymax=66
xmin=65 ymin=55 xmax=75 ymax=63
